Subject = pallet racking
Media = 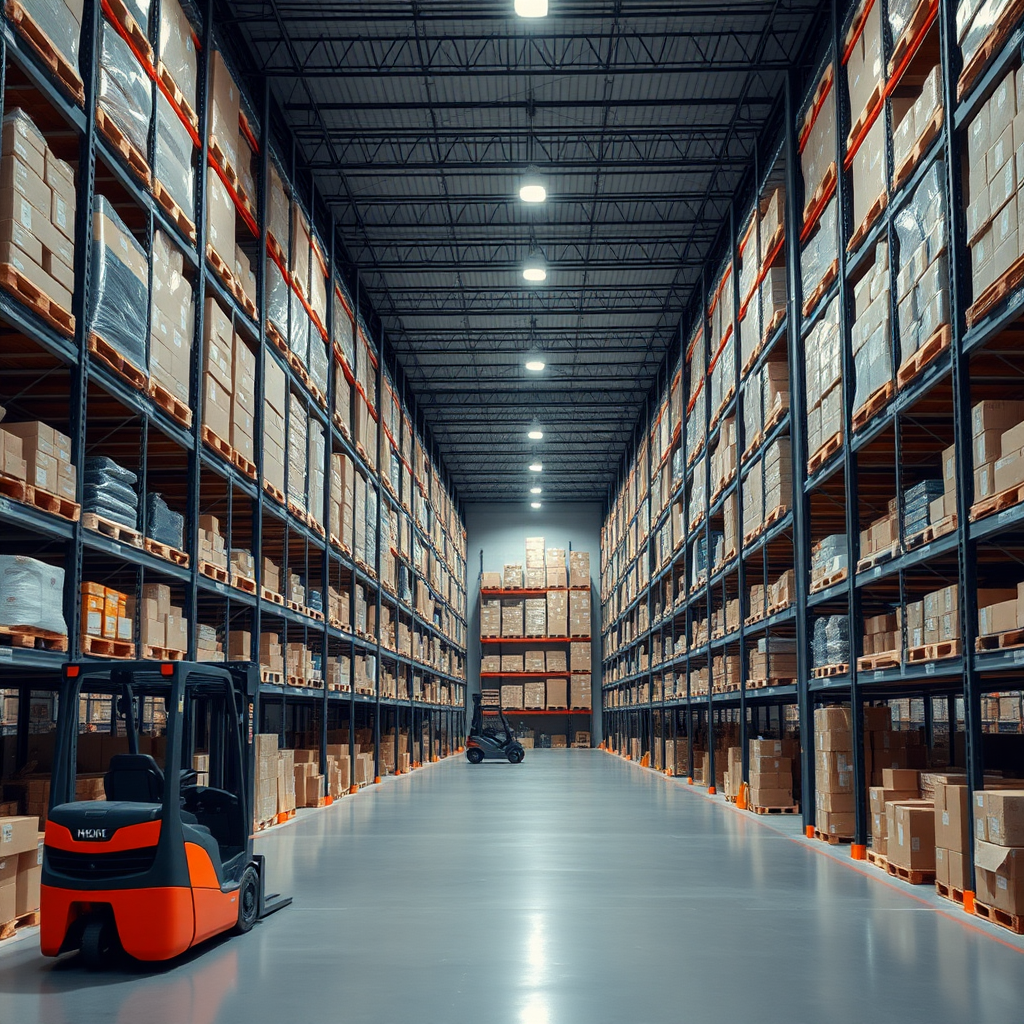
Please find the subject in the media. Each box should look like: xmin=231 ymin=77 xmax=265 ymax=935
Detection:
xmin=601 ymin=0 xmax=1024 ymax=896
xmin=0 ymin=0 xmax=468 ymax=797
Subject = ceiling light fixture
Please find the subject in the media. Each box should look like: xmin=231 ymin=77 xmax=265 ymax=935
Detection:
xmin=515 ymin=0 xmax=548 ymax=17
xmin=519 ymin=167 xmax=547 ymax=204
xmin=530 ymin=501 xmax=543 ymax=509
xmin=530 ymin=486 xmax=542 ymax=495
xmin=527 ymin=418 xmax=544 ymax=440
xmin=529 ymin=462 xmax=543 ymax=472
xmin=524 ymin=355 xmax=546 ymax=371
xmin=522 ymin=253 xmax=547 ymax=283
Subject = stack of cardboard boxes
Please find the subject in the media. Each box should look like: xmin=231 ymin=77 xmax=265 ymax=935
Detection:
xmin=0 ymin=111 xmax=76 ymax=323
xmin=858 ymin=501 xmax=899 ymax=563
xmin=0 ymin=815 xmax=42 ymax=927
xmin=201 ymin=298 xmax=234 ymax=445
xmin=973 ymin=789 xmax=1024 ymax=914
xmin=231 ymin=334 xmax=256 ymax=467
xmin=814 ymin=706 xmax=856 ymax=838
xmin=198 ymin=514 xmax=228 ymax=570
xmin=196 ymin=623 xmax=221 ymax=661
xmin=978 ymin=583 xmax=1024 ymax=637
xmin=868 ymin=767 xmax=920 ymax=859
xmin=966 ymin=68 xmax=1024 ymax=300
xmin=748 ymin=738 xmax=797 ymax=810
xmin=804 ymin=299 xmax=842 ymax=460
xmin=974 ymin=399 xmax=1024 ymax=501
xmin=0 ymin=421 xmax=76 ymax=502
xmin=747 ymin=636 xmax=798 ymax=683
xmin=138 ymin=583 xmax=188 ymax=654
xmin=253 ymin=733 xmax=279 ymax=827
xmin=149 ymin=231 xmax=193 ymax=407
xmin=293 ymin=752 xmax=323 ymax=807
xmin=81 ymin=582 xmax=132 ymax=646
xmin=892 ymin=66 xmax=941 ymax=179
xmin=710 ymin=417 xmax=737 ymax=496
xmin=287 ymin=394 xmax=308 ymax=513
xmin=263 ymin=353 xmax=287 ymax=498
xmin=851 ymin=241 xmax=891 ymax=413
xmin=861 ymin=611 xmax=901 ymax=660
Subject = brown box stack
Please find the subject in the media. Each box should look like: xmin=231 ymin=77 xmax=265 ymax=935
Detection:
xmin=568 ymin=590 xmax=590 ymax=637
xmin=814 ymin=706 xmax=855 ymax=837
xmin=253 ymin=734 xmax=279 ymax=827
xmin=546 ymin=590 xmax=568 ymax=636
xmin=748 ymin=738 xmax=796 ymax=809
xmin=974 ymin=790 xmax=1024 ymax=915
xmin=1 ymin=420 xmax=75 ymax=499
xmin=501 ymin=598 xmax=524 ymax=637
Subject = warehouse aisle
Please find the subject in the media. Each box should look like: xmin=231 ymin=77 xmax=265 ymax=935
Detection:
xmin=1 ymin=750 xmax=1022 ymax=1024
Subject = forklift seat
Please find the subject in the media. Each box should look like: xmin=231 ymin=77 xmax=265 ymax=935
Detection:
xmin=104 ymin=753 xmax=164 ymax=802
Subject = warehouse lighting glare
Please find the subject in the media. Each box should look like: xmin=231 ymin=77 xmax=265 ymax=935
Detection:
xmin=515 ymin=0 xmax=548 ymax=16
xmin=530 ymin=486 xmax=542 ymax=494
xmin=519 ymin=169 xmax=547 ymax=204
xmin=531 ymin=501 xmax=543 ymax=509
xmin=522 ymin=251 xmax=547 ymax=283
xmin=527 ymin=419 xmax=544 ymax=440
xmin=529 ymin=462 xmax=543 ymax=472
xmin=524 ymin=356 xmax=546 ymax=371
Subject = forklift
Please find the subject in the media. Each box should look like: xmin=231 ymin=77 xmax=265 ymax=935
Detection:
xmin=465 ymin=693 xmax=525 ymax=763
xmin=40 ymin=660 xmax=290 ymax=968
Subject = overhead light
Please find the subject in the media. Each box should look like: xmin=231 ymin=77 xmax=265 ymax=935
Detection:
xmin=522 ymin=253 xmax=547 ymax=283
xmin=527 ymin=418 xmax=544 ymax=440
xmin=524 ymin=356 xmax=546 ymax=371
xmin=529 ymin=462 xmax=543 ymax=472
xmin=519 ymin=169 xmax=547 ymax=204
xmin=530 ymin=501 xmax=542 ymax=509
xmin=530 ymin=486 xmax=542 ymax=494
xmin=515 ymin=0 xmax=548 ymax=16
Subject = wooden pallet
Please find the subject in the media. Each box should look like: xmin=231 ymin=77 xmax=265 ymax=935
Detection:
xmin=142 ymin=644 xmax=185 ymax=662
xmin=852 ymin=379 xmax=893 ymax=432
xmin=206 ymin=243 xmax=237 ymax=293
xmin=892 ymin=107 xmax=943 ymax=193
xmin=199 ymin=560 xmax=229 ymax=584
xmin=0 ymin=262 xmax=75 ymax=337
xmin=261 ymin=587 xmax=285 ymax=606
xmin=766 ymin=599 xmax=793 ymax=617
xmin=967 ymin=250 xmax=1024 ymax=327
xmin=974 ymin=899 xmax=1024 ymax=934
xmin=905 ymin=639 xmax=960 ymax=663
xmin=761 ymin=306 xmax=786 ymax=347
xmin=811 ymin=663 xmax=849 ymax=678
xmin=856 ymin=542 xmax=899 ymax=574
xmin=0 ymin=909 xmax=40 ymax=941
xmin=201 ymin=424 xmax=232 ymax=463
xmin=971 ymin=481 xmax=1024 ymax=521
xmin=95 ymin=107 xmax=150 ymax=184
xmin=904 ymin=513 xmax=956 ymax=550
xmin=802 ymin=162 xmax=838 ymax=230
xmin=751 ymin=804 xmax=799 ymax=815
xmin=957 ymin=0 xmax=1024 ymax=99
xmin=155 ymin=61 xmax=199 ymax=129
xmin=147 ymin=377 xmax=193 ymax=428
xmin=232 ymin=449 xmax=258 ymax=481
xmin=143 ymin=537 xmax=189 ymax=567
xmin=808 ymin=430 xmax=842 ymax=475
xmin=802 ymin=259 xmax=839 ymax=318
xmin=810 ymin=567 xmax=847 ymax=594
xmin=866 ymin=849 xmax=889 ymax=870
xmin=857 ymin=649 xmax=901 ymax=671
xmin=845 ymin=78 xmax=885 ymax=153
xmin=897 ymin=323 xmax=951 ymax=387
xmin=847 ymin=190 xmax=887 ymax=253
xmin=80 ymin=634 xmax=134 ymax=659
xmin=4 ymin=0 xmax=84 ymax=102
xmin=234 ymin=282 xmax=258 ymax=321
xmin=935 ymin=880 xmax=965 ymax=906
xmin=887 ymin=861 xmax=935 ymax=885
xmin=0 ymin=623 xmax=68 ymax=652
xmin=0 ymin=474 xmax=80 ymax=522
xmin=814 ymin=829 xmax=853 ymax=845
xmin=263 ymin=479 xmax=285 ymax=506
xmin=976 ymin=627 xmax=1024 ymax=652
xmin=103 ymin=0 xmax=153 ymax=62
xmin=747 ymin=678 xmax=796 ymax=690
xmin=332 ymin=411 xmax=351 ymax=440
xmin=888 ymin=0 xmax=936 ymax=75
xmin=82 ymin=512 xmax=143 ymax=548
xmin=231 ymin=574 xmax=258 ymax=595
xmin=153 ymin=179 xmax=197 ymax=244
xmin=88 ymin=333 xmax=147 ymax=390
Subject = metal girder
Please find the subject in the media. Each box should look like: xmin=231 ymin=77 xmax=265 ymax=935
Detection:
xmin=286 ymin=96 xmax=777 ymax=113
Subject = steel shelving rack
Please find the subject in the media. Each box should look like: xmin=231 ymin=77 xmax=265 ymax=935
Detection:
xmin=600 ymin=0 xmax=1024 ymax=894
xmin=0 ymin=0 xmax=468 ymax=795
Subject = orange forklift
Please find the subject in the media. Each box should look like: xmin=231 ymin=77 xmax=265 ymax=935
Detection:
xmin=40 ymin=661 xmax=290 ymax=967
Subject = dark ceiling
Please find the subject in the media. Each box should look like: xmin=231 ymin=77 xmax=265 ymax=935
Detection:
xmin=221 ymin=0 xmax=827 ymax=504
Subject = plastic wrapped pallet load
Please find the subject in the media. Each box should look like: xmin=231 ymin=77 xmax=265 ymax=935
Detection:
xmin=97 ymin=22 xmax=152 ymax=160
xmin=83 ymin=456 xmax=138 ymax=529
xmin=0 ymin=555 xmax=67 ymax=635
xmin=149 ymin=231 xmax=194 ymax=404
xmin=158 ymin=0 xmax=198 ymax=109
xmin=154 ymin=90 xmax=195 ymax=222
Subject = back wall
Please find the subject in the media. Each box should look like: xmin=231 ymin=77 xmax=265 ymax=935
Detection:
xmin=464 ymin=502 xmax=604 ymax=744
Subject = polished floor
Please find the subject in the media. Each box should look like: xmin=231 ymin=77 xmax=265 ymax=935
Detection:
xmin=1 ymin=750 xmax=1022 ymax=1023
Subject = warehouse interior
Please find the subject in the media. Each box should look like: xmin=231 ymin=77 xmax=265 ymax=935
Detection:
xmin=2 ymin=0 xmax=1024 ymax=1017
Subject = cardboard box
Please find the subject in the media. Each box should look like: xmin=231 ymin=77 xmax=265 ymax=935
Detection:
xmin=934 ymin=783 xmax=970 ymax=853
xmin=975 ymin=840 xmax=1024 ymax=914
xmin=15 ymin=836 xmax=42 ymax=916
xmin=975 ymin=789 xmax=1024 ymax=846
xmin=883 ymin=768 xmax=919 ymax=791
xmin=887 ymin=800 xmax=936 ymax=870
xmin=0 ymin=816 xmax=39 ymax=856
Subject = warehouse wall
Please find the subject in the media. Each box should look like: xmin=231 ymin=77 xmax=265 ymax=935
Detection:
xmin=465 ymin=503 xmax=604 ymax=742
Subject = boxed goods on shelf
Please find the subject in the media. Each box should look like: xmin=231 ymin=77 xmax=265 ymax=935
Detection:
xmin=547 ymin=590 xmax=567 ymax=635
xmin=801 ymin=72 xmax=837 ymax=207
xmin=287 ymin=394 xmax=308 ymax=511
xmin=887 ymin=798 xmax=936 ymax=872
xmin=198 ymin=513 xmax=227 ymax=568
xmin=709 ymin=332 xmax=735 ymax=421
xmin=525 ymin=598 xmax=546 ymax=637
xmin=903 ymin=479 xmax=944 ymax=537
xmin=207 ymin=50 xmax=240 ymax=172
xmin=150 ymin=231 xmax=193 ymax=405
xmin=812 ymin=615 xmax=849 ymax=668
xmin=570 ymin=675 xmax=590 ymax=708
xmin=710 ymin=417 xmax=736 ymax=495
xmin=525 ymin=536 xmax=545 ymax=568
xmin=90 ymin=197 xmax=148 ymax=371
xmin=978 ymin=585 xmax=1024 ymax=635
xmin=748 ymin=637 xmax=798 ymax=681
xmin=851 ymin=241 xmax=891 ymax=416
xmin=892 ymin=67 xmax=941 ymax=184
xmin=760 ymin=186 xmax=785 ymax=262
xmin=501 ymin=684 xmax=523 ymax=708
xmin=814 ymin=706 xmax=855 ymax=835
xmin=546 ymin=678 xmax=567 ymax=708
xmin=846 ymin=0 xmax=884 ymax=137
xmin=759 ymin=266 xmax=787 ymax=343
xmin=763 ymin=436 xmax=791 ymax=515
xmin=158 ymin=0 xmax=197 ymax=110
xmin=97 ymin=21 xmax=152 ymax=165
xmin=547 ymin=649 xmax=567 ymax=671
xmin=849 ymin=103 xmax=886 ymax=241
xmin=812 ymin=534 xmax=848 ymax=588
xmin=973 ymin=399 xmax=1024 ymax=500
xmin=262 ymin=353 xmax=287 ymax=496
xmin=801 ymin=198 xmax=838 ymax=309
xmin=503 ymin=563 xmax=523 ymax=588
xmin=202 ymin=297 xmax=233 ymax=440
xmin=14 ymin=0 xmax=84 ymax=87
xmin=155 ymin=90 xmax=195 ymax=224
xmin=2 ymin=421 xmax=75 ymax=499
xmin=803 ymin=297 xmax=842 ymax=462
xmin=83 ymin=455 xmax=137 ymax=529
xmin=959 ymin=0 xmax=1018 ymax=73
xmin=741 ymin=460 xmax=763 ymax=540
xmin=139 ymin=583 xmax=187 ymax=652
xmin=862 ymin=611 xmax=901 ymax=658
xmin=232 ymin=334 xmax=257 ymax=462
xmin=0 ymin=110 xmax=77 ymax=320
xmin=196 ymin=623 xmax=221 ymax=661
xmin=749 ymin=738 xmax=796 ymax=808
xmin=501 ymin=597 xmax=524 ymax=637
xmin=739 ymin=213 xmax=757 ymax=301
xmin=859 ymin=502 xmax=899 ymax=561
xmin=569 ymin=550 xmax=589 ymax=587
xmin=254 ymin=734 xmax=278 ymax=826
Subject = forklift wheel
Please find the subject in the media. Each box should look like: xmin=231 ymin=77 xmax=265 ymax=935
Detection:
xmin=507 ymin=749 xmax=523 ymax=764
xmin=80 ymin=916 xmax=117 ymax=970
xmin=233 ymin=865 xmax=260 ymax=934
xmin=466 ymin=748 xmax=484 ymax=764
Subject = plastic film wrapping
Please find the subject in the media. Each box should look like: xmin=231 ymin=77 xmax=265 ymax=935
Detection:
xmin=960 ymin=0 xmax=1010 ymax=65
xmin=150 ymin=230 xmax=194 ymax=402
xmin=287 ymin=394 xmax=308 ymax=511
xmin=90 ymin=197 xmax=149 ymax=367
xmin=267 ymin=160 xmax=289 ymax=248
xmin=289 ymin=290 xmax=309 ymax=368
xmin=308 ymin=333 xmax=329 ymax=397
xmin=98 ymin=22 xmax=152 ymax=157
xmin=742 ymin=374 xmax=762 ymax=450
xmin=21 ymin=0 xmax=83 ymax=72
xmin=158 ymin=0 xmax=197 ymax=104
xmin=333 ymin=283 xmax=355 ymax=367
xmin=851 ymin=241 xmax=892 ymax=411
xmin=759 ymin=266 xmax=787 ymax=341
xmin=800 ymin=197 xmax=838 ymax=303
xmin=146 ymin=492 xmax=184 ymax=548
xmin=155 ymin=90 xmax=194 ymax=220
xmin=686 ymin=385 xmax=705 ymax=462
xmin=83 ymin=456 xmax=138 ymax=528
xmin=0 ymin=555 xmax=67 ymax=634
xmin=266 ymin=256 xmax=290 ymax=338
xmin=812 ymin=533 xmax=848 ymax=578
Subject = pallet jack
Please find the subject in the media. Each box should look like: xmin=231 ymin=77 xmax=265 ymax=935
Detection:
xmin=40 ymin=661 xmax=291 ymax=967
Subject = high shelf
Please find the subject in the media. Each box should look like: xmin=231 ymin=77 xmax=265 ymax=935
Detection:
xmin=479 ymin=543 xmax=593 ymax=748
xmin=600 ymin=0 xmax=1024 ymax=900
xmin=0 ymin=0 xmax=468 ymax=807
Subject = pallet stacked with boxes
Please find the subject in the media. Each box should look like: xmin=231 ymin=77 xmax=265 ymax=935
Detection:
xmin=0 ymin=0 xmax=468 ymax=830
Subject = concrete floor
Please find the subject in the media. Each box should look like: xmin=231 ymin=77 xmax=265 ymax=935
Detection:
xmin=1 ymin=749 xmax=1023 ymax=1023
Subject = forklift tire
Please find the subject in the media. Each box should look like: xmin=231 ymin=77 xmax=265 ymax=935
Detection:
xmin=233 ymin=866 xmax=260 ymax=934
xmin=507 ymin=749 xmax=523 ymax=764
xmin=466 ymin=748 xmax=484 ymax=764
xmin=80 ymin=916 xmax=117 ymax=970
